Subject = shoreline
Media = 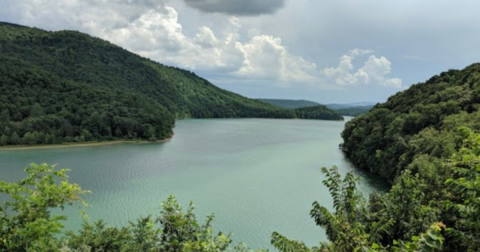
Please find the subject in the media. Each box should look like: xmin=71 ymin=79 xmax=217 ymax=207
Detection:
xmin=0 ymin=138 xmax=171 ymax=151
xmin=0 ymin=117 xmax=346 ymax=151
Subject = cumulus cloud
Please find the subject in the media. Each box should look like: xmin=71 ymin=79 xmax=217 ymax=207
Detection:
xmin=323 ymin=49 xmax=402 ymax=88
xmin=183 ymin=0 xmax=286 ymax=16
xmin=1 ymin=0 xmax=316 ymax=84
xmin=102 ymin=7 xmax=190 ymax=52
xmin=236 ymin=35 xmax=317 ymax=83
xmin=93 ymin=3 xmax=316 ymax=83
xmin=194 ymin=26 xmax=219 ymax=48
xmin=1 ymin=0 xmax=402 ymax=92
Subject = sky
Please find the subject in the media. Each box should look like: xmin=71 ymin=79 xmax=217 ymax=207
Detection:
xmin=1 ymin=0 xmax=479 ymax=104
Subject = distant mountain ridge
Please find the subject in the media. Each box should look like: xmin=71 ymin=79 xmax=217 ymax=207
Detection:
xmin=0 ymin=22 xmax=342 ymax=146
xmin=259 ymin=98 xmax=374 ymax=116
xmin=333 ymin=105 xmax=373 ymax=117
xmin=325 ymin=102 xmax=376 ymax=110
xmin=257 ymin=99 xmax=320 ymax=109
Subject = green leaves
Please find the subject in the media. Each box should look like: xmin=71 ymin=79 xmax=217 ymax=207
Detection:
xmin=273 ymin=167 xmax=379 ymax=252
xmin=391 ymin=223 xmax=445 ymax=252
xmin=439 ymin=129 xmax=480 ymax=250
xmin=0 ymin=163 xmax=87 ymax=251
xmin=65 ymin=195 xmax=254 ymax=251
xmin=271 ymin=232 xmax=313 ymax=252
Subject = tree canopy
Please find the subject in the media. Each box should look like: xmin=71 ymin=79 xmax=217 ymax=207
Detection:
xmin=342 ymin=63 xmax=480 ymax=181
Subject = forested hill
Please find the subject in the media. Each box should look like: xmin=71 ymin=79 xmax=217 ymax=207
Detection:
xmin=0 ymin=22 xmax=342 ymax=146
xmin=332 ymin=63 xmax=480 ymax=251
xmin=342 ymin=63 xmax=480 ymax=180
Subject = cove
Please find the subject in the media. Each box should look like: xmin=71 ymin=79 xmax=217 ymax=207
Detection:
xmin=0 ymin=118 xmax=387 ymax=249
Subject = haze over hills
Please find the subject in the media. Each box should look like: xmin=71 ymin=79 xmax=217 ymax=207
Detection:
xmin=257 ymin=99 xmax=320 ymax=109
xmin=331 ymin=105 xmax=374 ymax=117
xmin=0 ymin=22 xmax=342 ymax=146
xmin=325 ymin=102 xmax=376 ymax=110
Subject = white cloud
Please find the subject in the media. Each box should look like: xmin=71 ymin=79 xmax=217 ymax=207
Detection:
xmin=102 ymin=7 xmax=190 ymax=53
xmin=2 ymin=0 xmax=314 ymax=83
xmin=323 ymin=50 xmax=402 ymax=88
xmin=361 ymin=55 xmax=402 ymax=88
xmin=349 ymin=49 xmax=373 ymax=57
xmin=1 ymin=0 xmax=402 ymax=91
xmin=194 ymin=26 xmax=219 ymax=48
xmin=98 ymin=5 xmax=319 ymax=84
xmin=235 ymin=35 xmax=317 ymax=83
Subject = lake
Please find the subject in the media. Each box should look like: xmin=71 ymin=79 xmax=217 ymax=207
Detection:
xmin=0 ymin=118 xmax=386 ymax=249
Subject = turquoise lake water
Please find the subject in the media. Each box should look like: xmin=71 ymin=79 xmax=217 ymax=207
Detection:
xmin=0 ymin=118 xmax=386 ymax=249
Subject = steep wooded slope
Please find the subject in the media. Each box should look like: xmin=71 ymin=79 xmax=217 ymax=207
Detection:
xmin=0 ymin=22 xmax=341 ymax=145
xmin=342 ymin=63 xmax=480 ymax=180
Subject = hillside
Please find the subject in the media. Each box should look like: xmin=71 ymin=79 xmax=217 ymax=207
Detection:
xmin=0 ymin=22 xmax=342 ymax=146
xmin=342 ymin=63 xmax=480 ymax=180
xmin=293 ymin=105 xmax=344 ymax=120
xmin=257 ymin=99 xmax=320 ymax=109
xmin=332 ymin=63 xmax=480 ymax=251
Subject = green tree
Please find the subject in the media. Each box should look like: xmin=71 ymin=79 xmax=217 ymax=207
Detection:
xmin=0 ymin=134 xmax=7 ymax=145
xmin=272 ymin=167 xmax=391 ymax=252
xmin=271 ymin=167 xmax=446 ymax=252
xmin=442 ymin=127 xmax=480 ymax=251
xmin=10 ymin=131 xmax=20 ymax=145
xmin=30 ymin=102 xmax=45 ymax=117
xmin=0 ymin=163 xmax=87 ymax=251
xmin=22 ymin=131 xmax=34 ymax=144
xmin=147 ymin=125 xmax=156 ymax=141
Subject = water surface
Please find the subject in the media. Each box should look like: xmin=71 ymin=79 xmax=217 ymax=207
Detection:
xmin=0 ymin=118 xmax=386 ymax=249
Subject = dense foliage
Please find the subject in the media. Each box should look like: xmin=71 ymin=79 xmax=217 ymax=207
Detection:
xmin=0 ymin=163 xmax=266 ymax=252
xmin=342 ymin=63 xmax=480 ymax=181
xmin=0 ymin=22 xmax=342 ymax=146
xmin=0 ymin=56 xmax=175 ymax=145
xmin=271 ymin=65 xmax=480 ymax=251
xmin=294 ymin=105 xmax=344 ymax=120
